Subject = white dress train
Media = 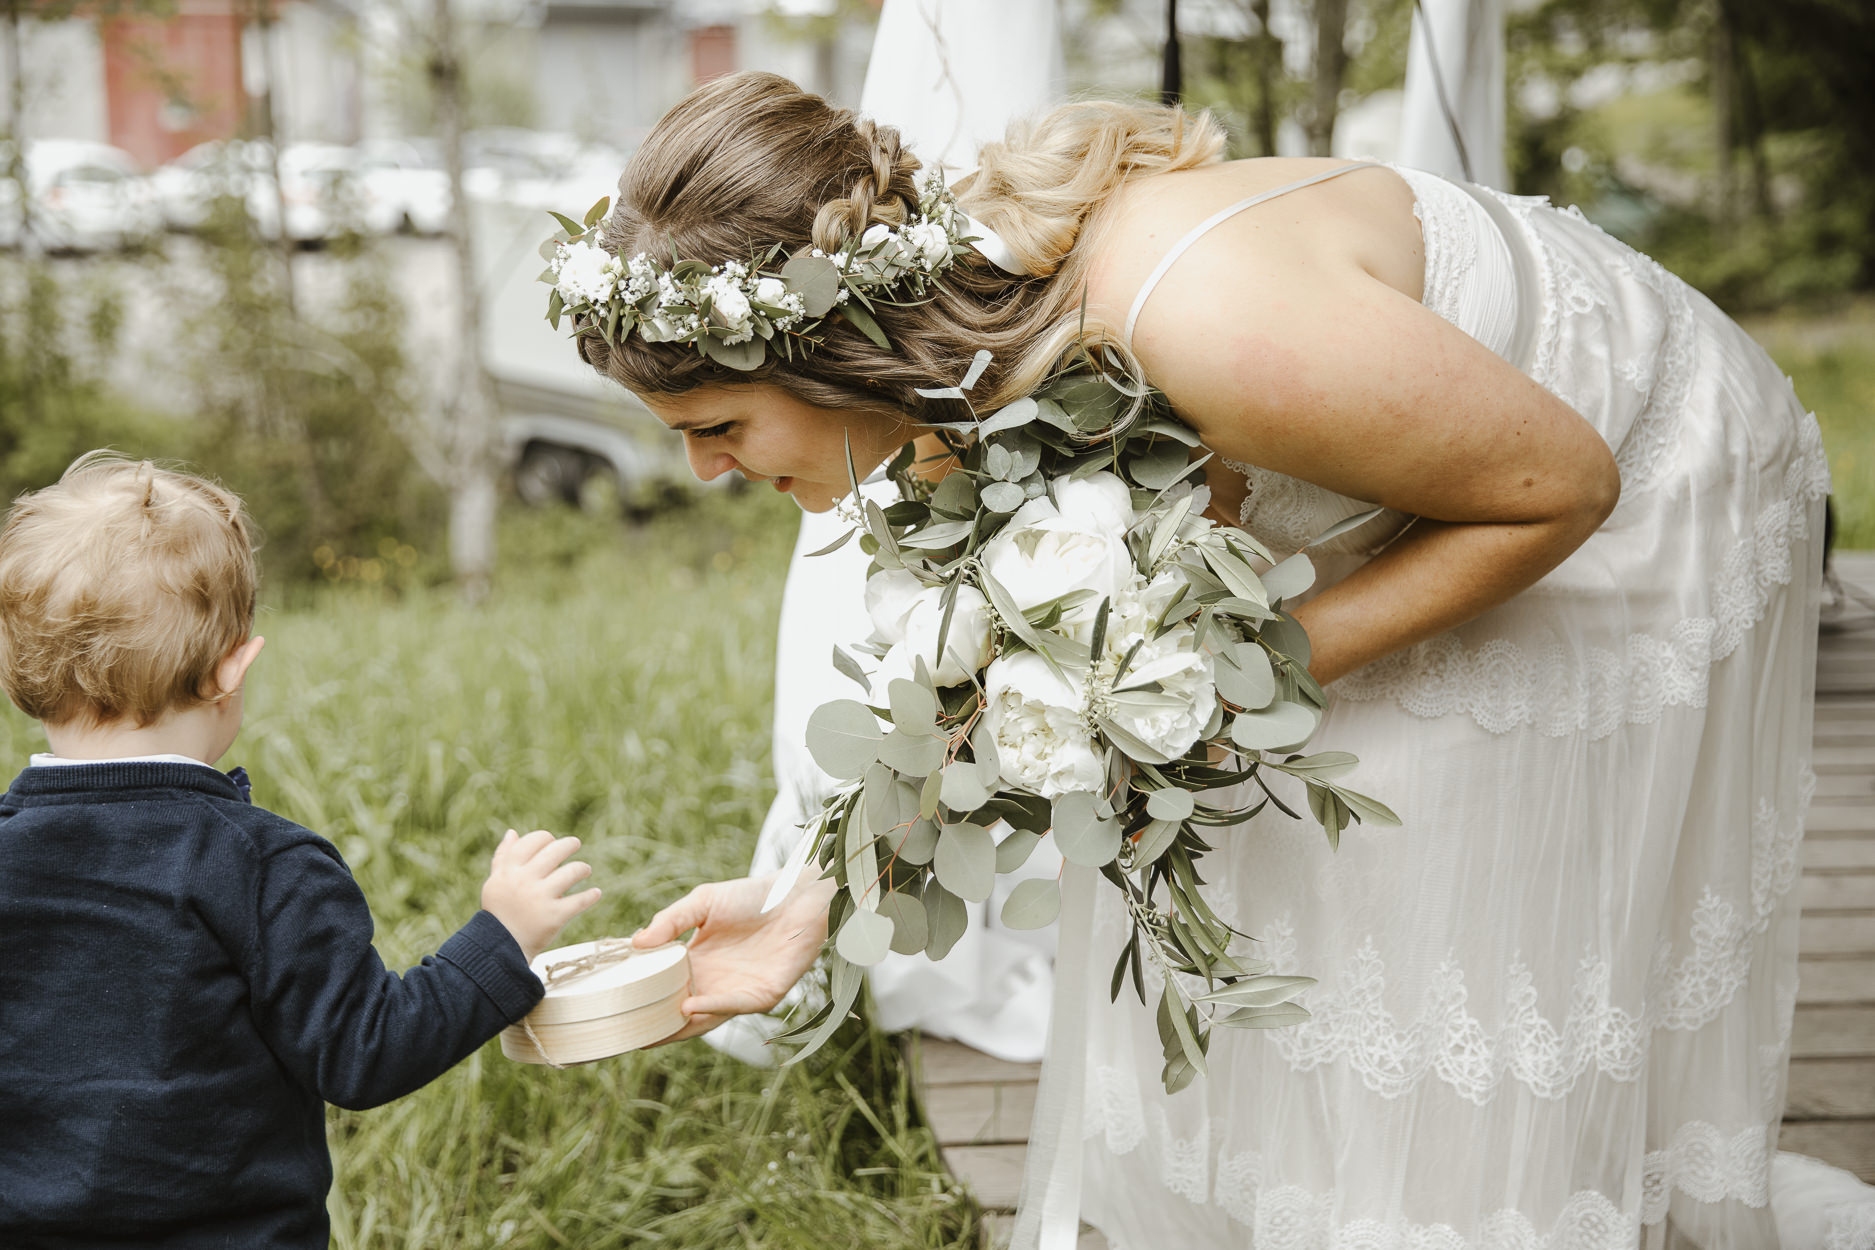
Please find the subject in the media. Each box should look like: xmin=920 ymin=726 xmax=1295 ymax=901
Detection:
xmin=1014 ymin=162 xmax=1875 ymax=1248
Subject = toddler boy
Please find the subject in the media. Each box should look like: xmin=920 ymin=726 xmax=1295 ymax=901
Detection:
xmin=0 ymin=453 xmax=600 ymax=1247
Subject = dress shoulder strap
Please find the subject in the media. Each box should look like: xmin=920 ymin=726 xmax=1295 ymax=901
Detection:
xmin=1122 ymin=161 xmax=1380 ymax=349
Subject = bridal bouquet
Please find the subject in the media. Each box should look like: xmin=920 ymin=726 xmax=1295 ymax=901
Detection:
xmin=778 ymin=360 xmax=1397 ymax=1093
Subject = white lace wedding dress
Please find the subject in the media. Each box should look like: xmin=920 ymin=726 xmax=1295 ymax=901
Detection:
xmin=1015 ymin=164 xmax=1875 ymax=1249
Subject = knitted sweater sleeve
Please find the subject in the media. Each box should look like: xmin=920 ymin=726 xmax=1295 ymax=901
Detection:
xmin=246 ymin=838 xmax=543 ymax=1110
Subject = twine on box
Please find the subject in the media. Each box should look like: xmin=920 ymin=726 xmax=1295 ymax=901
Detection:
xmin=519 ymin=939 xmax=681 ymax=1070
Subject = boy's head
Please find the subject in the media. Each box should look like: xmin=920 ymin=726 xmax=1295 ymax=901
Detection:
xmin=0 ymin=452 xmax=257 ymax=729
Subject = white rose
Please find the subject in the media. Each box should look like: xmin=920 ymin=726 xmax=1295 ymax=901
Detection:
xmin=983 ymin=651 xmax=1103 ymax=798
xmin=903 ymin=220 xmax=951 ymax=268
xmin=864 ymin=568 xmax=925 ymax=645
xmin=860 ymin=223 xmax=896 ymax=250
xmin=752 ymin=276 xmax=788 ymax=306
xmin=554 ymin=240 xmax=617 ymax=306
xmin=902 ymin=585 xmax=995 ymax=686
xmin=980 ymin=471 xmax=1141 ymax=639
xmin=703 ymin=275 xmax=753 ymax=341
xmin=1098 ymin=619 xmax=1215 ymax=762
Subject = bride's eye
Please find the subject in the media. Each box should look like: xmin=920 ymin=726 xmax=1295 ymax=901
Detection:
xmin=689 ymin=423 xmax=731 ymax=440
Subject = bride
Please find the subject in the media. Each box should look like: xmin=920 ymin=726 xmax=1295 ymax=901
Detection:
xmin=591 ymin=70 xmax=1868 ymax=1248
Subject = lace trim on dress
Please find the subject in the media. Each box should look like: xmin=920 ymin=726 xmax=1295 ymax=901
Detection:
xmin=1248 ymin=764 xmax=1812 ymax=1105
xmin=1331 ymin=421 xmax=1831 ymax=739
xmin=1088 ymin=1117 xmax=1776 ymax=1247
xmin=1827 ymin=1202 xmax=1875 ymax=1250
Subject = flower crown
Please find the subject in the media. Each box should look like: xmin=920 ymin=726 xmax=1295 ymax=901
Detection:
xmin=541 ymin=170 xmax=979 ymax=373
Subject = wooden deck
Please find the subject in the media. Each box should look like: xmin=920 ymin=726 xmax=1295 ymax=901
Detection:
xmin=906 ymin=550 xmax=1875 ymax=1244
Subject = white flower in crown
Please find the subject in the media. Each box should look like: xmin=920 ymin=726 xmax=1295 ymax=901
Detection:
xmin=554 ymin=239 xmax=619 ymax=306
xmin=703 ymin=274 xmax=755 ymax=343
xmin=903 ymin=219 xmax=952 ymax=269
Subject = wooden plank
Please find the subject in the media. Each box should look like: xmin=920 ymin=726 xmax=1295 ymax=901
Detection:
xmin=1806 ymin=806 xmax=1875 ymax=835
xmin=946 ymin=1144 xmax=1031 ymax=1210
xmin=1807 ymin=839 xmax=1875 ymax=871
xmin=911 ymin=1037 xmax=1043 ymax=1087
xmin=1774 ymin=1121 xmax=1875 ymax=1183
xmin=1800 ymin=914 xmax=1875 ymax=956
xmin=1792 ymin=1006 xmax=1875 ymax=1058
xmin=1787 ymin=1058 xmax=1875 ymax=1117
xmin=926 ymin=1081 xmax=1039 ymax=1148
xmin=1801 ymin=958 xmax=1875 ymax=1006
xmin=1814 ymin=746 xmax=1875 ymax=771
xmin=1814 ymin=699 xmax=1875 ymax=720
xmin=1815 ymin=773 xmax=1875 ymax=800
xmin=1804 ymin=873 xmax=1875 ymax=911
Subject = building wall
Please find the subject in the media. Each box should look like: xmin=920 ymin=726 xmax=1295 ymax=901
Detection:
xmin=101 ymin=4 xmax=247 ymax=168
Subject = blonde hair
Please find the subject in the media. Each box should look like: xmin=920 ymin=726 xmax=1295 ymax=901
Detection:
xmin=0 ymin=452 xmax=258 ymax=727
xmin=578 ymin=72 xmax=1225 ymax=417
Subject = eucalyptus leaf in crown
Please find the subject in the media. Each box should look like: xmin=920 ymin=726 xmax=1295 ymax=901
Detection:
xmin=776 ymin=362 xmax=1400 ymax=1095
xmin=539 ymin=171 xmax=975 ymax=372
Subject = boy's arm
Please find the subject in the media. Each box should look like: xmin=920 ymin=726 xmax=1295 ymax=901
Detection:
xmin=246 ymin=840 xmax=544 ymax=1110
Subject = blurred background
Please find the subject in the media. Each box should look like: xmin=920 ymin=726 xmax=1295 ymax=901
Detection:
xmin=1 ymin=2 xmax=1871 ymax=1246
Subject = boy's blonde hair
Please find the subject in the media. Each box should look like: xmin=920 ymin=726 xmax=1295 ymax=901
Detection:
xmin=0 ymin=452 xmax=257 ymax=727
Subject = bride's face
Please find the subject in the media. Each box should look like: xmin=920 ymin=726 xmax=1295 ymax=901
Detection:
xmin=641 ymin=384 xmax=916 ymax=513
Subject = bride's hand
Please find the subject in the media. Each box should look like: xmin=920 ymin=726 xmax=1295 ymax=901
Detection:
xmin=632 ymin=868 xmax=836 ymax=1043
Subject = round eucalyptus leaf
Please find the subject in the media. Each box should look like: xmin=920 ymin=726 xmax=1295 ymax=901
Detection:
xmin=984 ymin=443 xmax=1013 ymax=479
xmin=933 ymin=821 xmax=996 ymax=902
xmin=699 ymin=333 xmax=765 ymax=372
xmin=924 ymin=883 xmax=969 ymax=960
xmin=878 ymin=728 xmax=948 ymax=777
xmin=1259 ymin=613 xmax=1312 ymax=667
xmin=877 ymin=890 xmax=929 ymax=955
xmin=1213 ymin=641 xmax=1276 ymax=711
xmin=1001 ymin=877 xmax=1061 ymax=930
xmin=1052 ymin=790 xmax=1121 ymax=868
xmin=1146 ymin=787 xmax=1196 ymax=822
xmin=994 ymin=828 xmax=1043 ymax=873
xmin=981 ymin=481 xmax=1027 ymax=514
xmin=888 ymin=678 xmax=939 ymax=737
xmin=834 ymin=905 xmax=895 ymax=967
xmin=780 ymin=253 xmax=841 ymax=316
xmin=1230 ymin=701 xmax=1320 ymax=751
xmin=939 ymin=761 xmax=990 ymax=813
xmin=1260 ymin=553 xmax=1316 ymax=603
xmin=895 ymin=816 xmax=940 ymax=865
xmin=806 ymin=699 xmax=884 ymax=780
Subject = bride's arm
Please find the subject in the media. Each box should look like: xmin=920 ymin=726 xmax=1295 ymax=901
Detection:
xmin=631 ymin=868 xmax=836 ymax=1042
xmin=1128 ymin=253 xmax=1620 ymax=686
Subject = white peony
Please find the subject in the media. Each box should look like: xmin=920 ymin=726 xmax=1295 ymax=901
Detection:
xmin=983 ymin=651 xmax=1103 ymax=798
xmin=980 ymin=471 xmax=1141 ymax=640
xmin=554 ymin=240 xmax=617 ymax=306
xmin=864 ymin=568 xmax=925 ymax=645
xmin=752 ymin=276 xmax=788 ymax=306
xmin=901 ymin=585 xmax=994 ymax=686
xmin=903 ymin=219 xmax=951 ymax=268
xmin=1097 ymin=618 xmax=1215 ymax=762
xmin=703 ymin=275 xmax=754 ymax=342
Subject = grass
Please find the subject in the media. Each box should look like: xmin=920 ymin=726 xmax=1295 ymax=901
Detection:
xmin=1741 ymin=298 xmax=1875 ymax=549
xmin=0 ymin=489 xmax=980 ymax=1250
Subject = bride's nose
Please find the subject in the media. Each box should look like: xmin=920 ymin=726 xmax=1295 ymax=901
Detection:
xmin=685 ymin=441 xmax=737 ymax=483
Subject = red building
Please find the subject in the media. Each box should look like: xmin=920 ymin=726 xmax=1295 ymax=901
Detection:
xmin=98 ymin=0 xmax=249 ymax=169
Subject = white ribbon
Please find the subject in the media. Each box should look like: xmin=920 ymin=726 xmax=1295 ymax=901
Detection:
xmin=955 ymin=208 xmax=1028 ymax=275
xmin=1009 ymin=862 xmax=1096 ymax=1250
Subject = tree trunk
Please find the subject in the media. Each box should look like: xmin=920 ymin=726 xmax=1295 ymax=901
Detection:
xmin=1306 ymin=0 xmax=1348 ymax=157
xmin=250 ymin=0 xmax=296 ymax=315
xmin=1711 ymin=0 xmax=1736 ymax=230
xmin=1249 ymin=0 xmax=1278 ymax=157
xmin=5 ymin=0 xmax=30 ymax=249
xmin=431 ymin=0 xmax=500 ymax=603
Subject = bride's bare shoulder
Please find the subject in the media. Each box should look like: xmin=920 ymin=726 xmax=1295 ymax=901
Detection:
xmin=1081 ymin=157 xmax=1421 ymax=328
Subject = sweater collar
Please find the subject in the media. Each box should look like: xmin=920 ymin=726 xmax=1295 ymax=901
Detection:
xmin=5 ymin=759 xmax=252 ymax=804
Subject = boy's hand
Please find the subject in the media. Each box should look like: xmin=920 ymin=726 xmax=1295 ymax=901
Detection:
xmin=481 ymin=830 xmax=601 ymax=963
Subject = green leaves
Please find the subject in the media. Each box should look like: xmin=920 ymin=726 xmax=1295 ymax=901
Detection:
xmin=1001 ymin=877 xmax=1061 ymax=929
xmin=806 ymin=700 xmax=883 ymax=779
xmin=780 ymin=253 xmax=841 ymax=317
xmin=835 ymin=905 xmax=894 ymax=966
xmin=933 ymin=822 xmax=996 ymax=902
xmin=1213 ymin=641 xmax=1276 ymax=711
xmin=1051 ymin=791 xmax=1121 ymax=867
xmin=1229 ymin=701 xmax=1320 ymax=752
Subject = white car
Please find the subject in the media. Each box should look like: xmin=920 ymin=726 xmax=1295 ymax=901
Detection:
xmin=150 ymin=138 xmax=274 ymax=232
xmin=355 ymin=139 xmax=451 ymax=235
xmin=152 ymin=140 xmax=384 ymax=242
xmin=0 ymin=140 xmax=162 ymax=252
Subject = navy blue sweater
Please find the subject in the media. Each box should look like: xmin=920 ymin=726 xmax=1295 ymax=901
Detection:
xmin=0 ymin=762 xmax=544 ymax=1248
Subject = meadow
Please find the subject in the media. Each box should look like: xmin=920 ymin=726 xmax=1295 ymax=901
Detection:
xmin=0 ymin=493 xmax=980 ymax=1250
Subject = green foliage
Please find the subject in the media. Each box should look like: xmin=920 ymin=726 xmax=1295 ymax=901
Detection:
xmin=0 ymin=495 xmax=978 ymax=1249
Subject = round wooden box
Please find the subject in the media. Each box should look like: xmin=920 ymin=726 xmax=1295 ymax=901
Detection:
xmin=501 ymin=940 xmax=690 ymax=1066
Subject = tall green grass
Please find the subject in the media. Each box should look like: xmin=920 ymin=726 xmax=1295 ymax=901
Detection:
xmin=0 ymin=491 xmax=979 ymax=1250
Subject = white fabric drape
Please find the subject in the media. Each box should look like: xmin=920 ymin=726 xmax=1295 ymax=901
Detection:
xmin=1399 ymin=0 xmax=1509 ymax=189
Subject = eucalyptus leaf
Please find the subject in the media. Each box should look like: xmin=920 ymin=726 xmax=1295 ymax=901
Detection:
xmin=1219 ymin=1002 xmax=1313 ymax=1029
xmin=877 ymin=890 xmax=929 ymax=955
xmin=1052 ymin=791 xmax=1121 ymax=868
xmin=1260 ymin=552 xmax=1316 ymax=603
xmin=878 ymin=728 xmax=947 ymax=776
xmin=993 ymin=828 xmax=1043 ymax=872
xmin=700 ymin=333 xmax=765 ymax=372
xmin=1146 ymin=787 xmax=1196 ymax=822
xmin=923 ymin=883 xmax=968 ymax=959
xmin=895 ymin=816 xmax=940 ymax=864
xmin=1334 ymin=785 xmax=1403 ymax=827
xmin=933 ymin=822 xmax=996 ymax=902
xmin=837 ymin=301 xmax=891 ymax=349
xmin=1193 ymin=975 xmax=1316 ymax=1009
xmin=1213 ymin=641 xmax=1276 ymax=711
xmin=805 ymin=700 xmax=884 ymax=779
xmin=887 ymin=678 xmax=939 ymax=736
xmin=1274 ymin=751 xmax=1358 ymax=780
xmin=778 ymin=953 xmax=864 ymax=1065
xmin=981 ymin=481 xmax=1027 ymax=513
xmin=1260 ymin=613 xmax=1312 ymax=666
xmin=780 ymin=253 xmax=840 ymax=317
xmin=939 ymin=761 xmax=990 ymax=812
xmin=1001 ymin=878 xmax=1061 ymax=930
xmin=834 ymin=905 xmax=895 ymax=967
xmin=805 ymin=529 xmax=855 ymax=558
xmin=901 ymin=520 xmax=974 ymax=549
xmin=1131 ymin=817 xmax=1182 ymax=867
xmin=978 ymin=396 xmax=1038 ymax=435
xmin=1229 ymin=701 xmax=1320 ymax=752
xmin=830 ymin=645 xmax=869 ymax=690
xmin=1304 ymin=506 xmax=1385 ymax=549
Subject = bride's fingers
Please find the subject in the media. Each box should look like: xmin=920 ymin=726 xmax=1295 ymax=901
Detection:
xmin=632 ymin=885 xmax=713 ymax=947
